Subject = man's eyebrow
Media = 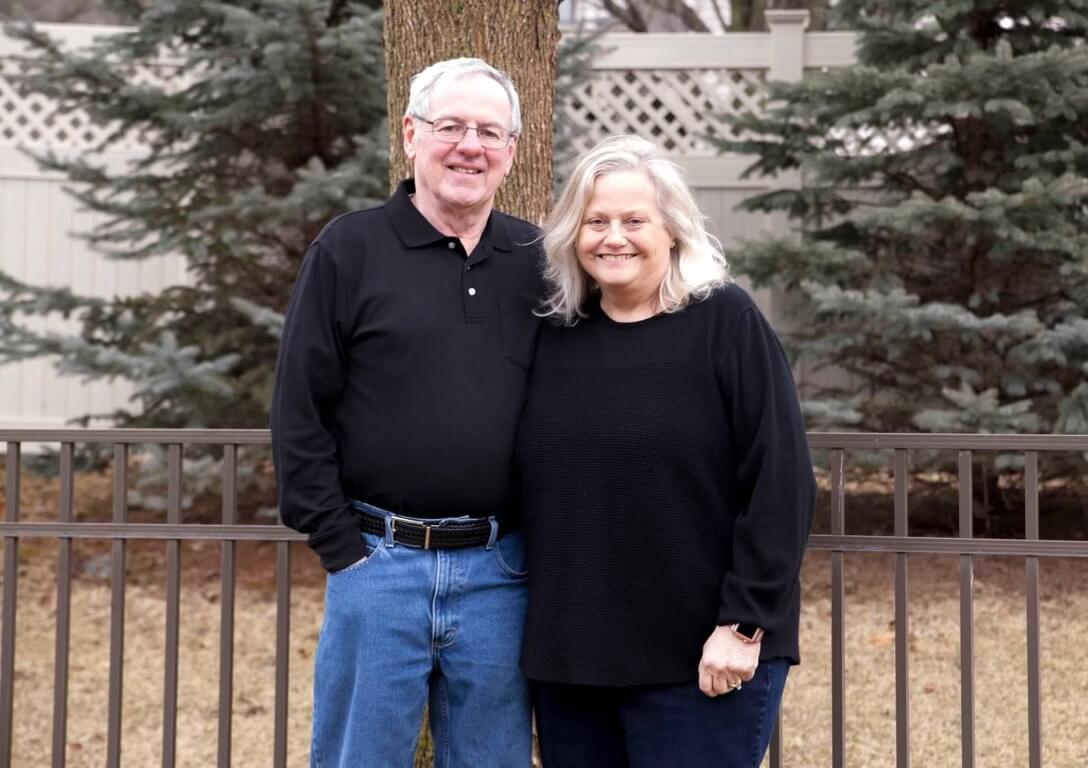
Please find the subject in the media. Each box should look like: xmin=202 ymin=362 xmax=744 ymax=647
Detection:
xmin=431 ymin=114 xmax=506 ymax=128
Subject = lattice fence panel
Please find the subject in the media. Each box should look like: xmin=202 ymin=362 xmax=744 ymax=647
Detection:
xmin=0 ymin=52 xmax=178 ymax=152
xmin=803 ymin=69 xmax=943 ymax=157
xmin=829 ymin=123 xmax=944 ymax=157
xmin=560 ymin=68 xmax=768 ymax=155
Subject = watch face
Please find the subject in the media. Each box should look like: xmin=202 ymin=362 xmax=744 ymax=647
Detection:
xmin=734 ymin=622 xmax=762 ymax=640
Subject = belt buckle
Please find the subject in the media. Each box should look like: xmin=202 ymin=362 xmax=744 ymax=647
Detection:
xmin=390 ymin=514 xmax=432 ymax=550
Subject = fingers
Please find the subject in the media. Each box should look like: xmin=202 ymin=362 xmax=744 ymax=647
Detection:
xmin=699 ymin=669 xmax=715 ymax=696
xmin=700 ymin=660 xmax=758 ymax=685
xmin=699 ymin=666 xmax=744 ymax=697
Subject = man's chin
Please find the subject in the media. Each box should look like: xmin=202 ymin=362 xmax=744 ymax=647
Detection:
xmin=438 ymin=186 xmax=494 ymax=210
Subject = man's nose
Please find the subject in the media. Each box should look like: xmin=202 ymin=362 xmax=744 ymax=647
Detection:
xmin=455 ymin=127 xmax=485 ymax=153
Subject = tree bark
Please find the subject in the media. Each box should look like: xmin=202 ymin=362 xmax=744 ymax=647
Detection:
xmin=729 ymin=0 xmax=765 ymax=30
xmin=384 ymin=0 xmax=561 ymax=224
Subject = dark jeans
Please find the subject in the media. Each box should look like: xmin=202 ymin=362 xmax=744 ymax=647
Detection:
xmin=532 ymin=659 xmax=789 ymax=768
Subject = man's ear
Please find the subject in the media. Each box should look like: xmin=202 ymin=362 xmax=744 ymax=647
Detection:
xmin=502 ymin=135 xmax=518 ymax=176
xmin=402 ymin=115 xmax=417 ymax=162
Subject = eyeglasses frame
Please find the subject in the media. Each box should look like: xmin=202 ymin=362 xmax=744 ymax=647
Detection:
xmin=410 ymin=115 xmax=517 ymax=149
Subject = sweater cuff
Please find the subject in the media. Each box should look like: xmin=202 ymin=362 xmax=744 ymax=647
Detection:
xmin=308 ymin=519 xmax=366 ymax=572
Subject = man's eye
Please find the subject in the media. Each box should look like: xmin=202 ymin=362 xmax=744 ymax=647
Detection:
xmin=627 ymin=218 xmax=645 ymax=226
xmin=435 ymin=122 xmax=464 ymax=136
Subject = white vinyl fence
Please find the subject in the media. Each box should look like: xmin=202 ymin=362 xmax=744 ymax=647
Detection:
xmin=0 ymin=24 xmax=186 ymax=427
xmin=0 ymin=12 xmax=857 ymax=427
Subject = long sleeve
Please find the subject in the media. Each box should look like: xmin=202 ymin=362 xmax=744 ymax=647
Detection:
xmin=270 ymin=242 xmax=362 ymax=572
xmin=717 ymin=306 xmax=815 ymax=632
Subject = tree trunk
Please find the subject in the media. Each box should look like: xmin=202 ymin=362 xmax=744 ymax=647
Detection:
xmin=384 ymin=0 xmax=561 ymax=225
xmin=730 ymin=0 xmax=831 ymax=31
xmin=729 ymin=0 xmax=764 ymax=30
xmin=384 ymin=9 xmax=559 ymax=765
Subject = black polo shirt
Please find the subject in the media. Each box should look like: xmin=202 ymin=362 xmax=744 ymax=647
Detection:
xmin=271 ymin=180 xmax=543 ymax=571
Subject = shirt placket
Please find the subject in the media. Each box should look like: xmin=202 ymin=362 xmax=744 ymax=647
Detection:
xmin=457 ymin=240 xmax=490 ymax=321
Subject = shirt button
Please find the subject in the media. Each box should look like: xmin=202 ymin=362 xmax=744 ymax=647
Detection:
xmin=448 ymin=241 xmax=457 ymax=250
xmin=467 ymin=288 xmax=477 ymax=296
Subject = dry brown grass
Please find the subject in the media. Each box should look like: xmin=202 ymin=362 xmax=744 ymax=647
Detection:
xmin=786 ymin=553 xmax=1088 ymax=768
xmin=2 ymin=468 xmax=1087 ymax=766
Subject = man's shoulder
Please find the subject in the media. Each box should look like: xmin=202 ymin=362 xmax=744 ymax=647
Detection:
xmin=311 ymin=198 xmax=392 ymax=250
xmin=492 ymin=209 xmax=542 ymax=247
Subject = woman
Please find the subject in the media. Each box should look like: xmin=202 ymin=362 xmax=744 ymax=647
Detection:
xmin=516 ymin=135 xmax=815 ymax=767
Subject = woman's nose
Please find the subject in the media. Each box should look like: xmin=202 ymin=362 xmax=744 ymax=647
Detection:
xmin=603 ymin=221 xmax=626 ymax=245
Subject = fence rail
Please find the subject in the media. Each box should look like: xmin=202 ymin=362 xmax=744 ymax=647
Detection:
xmin=1 ymin=429 xmax=1087 ymax=767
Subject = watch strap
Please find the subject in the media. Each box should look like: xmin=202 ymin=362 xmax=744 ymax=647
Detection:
xmin=729 ymin=622 xmax=765 ymax=644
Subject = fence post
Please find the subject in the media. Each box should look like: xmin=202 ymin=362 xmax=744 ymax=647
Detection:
xmin=763 ymin=10 xmax=810 ymax=356
xmin=766 ymin=9 xmax=809 ymax=83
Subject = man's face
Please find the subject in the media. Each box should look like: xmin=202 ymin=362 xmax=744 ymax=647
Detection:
xmin=403 ymin=74 xmax=518 ymax=215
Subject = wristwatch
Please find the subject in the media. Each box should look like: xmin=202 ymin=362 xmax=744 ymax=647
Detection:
xmin=729 ymin=622 xmax=764 ymax=644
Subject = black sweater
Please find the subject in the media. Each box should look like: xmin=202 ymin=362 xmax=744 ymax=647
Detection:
xmin=271 ymin=181 xmax=543 ymax=572
xmin=516 ymin=285 xmax=815 ymax=686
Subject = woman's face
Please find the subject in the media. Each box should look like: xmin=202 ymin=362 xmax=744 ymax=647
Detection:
xmin=576 ymin=170 xmax=673 ymax=308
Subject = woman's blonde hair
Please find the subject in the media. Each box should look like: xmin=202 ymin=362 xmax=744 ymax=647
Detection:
xmin=540 ymin=135 xmax=730 ymax=324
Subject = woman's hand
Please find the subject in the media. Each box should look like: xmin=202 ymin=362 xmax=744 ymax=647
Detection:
xmin=697 ymin=625 xmax=760 ymax=697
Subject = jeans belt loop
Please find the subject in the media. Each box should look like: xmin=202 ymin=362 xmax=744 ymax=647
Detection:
xmin=382 ymin=513 xmax=397 ymax=548
xmin=485 ymin=518 xmax=499 ymax=550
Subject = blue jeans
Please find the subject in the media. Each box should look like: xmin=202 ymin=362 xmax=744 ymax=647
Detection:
xmin=311 ymin=503 xmax=531 ymax=768
xmin=532 ymin=659 xmax=789 ymax=768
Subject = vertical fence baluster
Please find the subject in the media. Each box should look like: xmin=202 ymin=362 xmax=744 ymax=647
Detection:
xmin=163 ymin=445 xmax=182 ymax=768
xmin=1024 ymin=451 xmax=1041 ymax=768
xmin=769 ymin=711 xmax=782 ymax=768
xmin=52 ymin=443 xmax=74 ymax=768
xmin=830 ymin=448 xmax=846 ymax=768
xmin=1 ymin=442 xmax=21 ymax=768
xmin=274 ymin=541 xmax=291 ymax=768
xmin=218 ymin=445 xmax=237 ymax=768
xmin=893 ymin=449 xmax=910 ymax=768
xmin=107 ymin=444 xmax=128 ymax=768
xmin=958 ymin=451 xmax=976 ymax=768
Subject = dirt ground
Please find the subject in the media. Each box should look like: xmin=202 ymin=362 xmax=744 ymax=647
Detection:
xmin=2 ymin=471 xmax=1087 ymax=766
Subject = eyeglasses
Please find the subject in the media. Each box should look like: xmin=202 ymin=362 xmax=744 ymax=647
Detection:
xmin=413 ymin=116 xmax=516 ymax=149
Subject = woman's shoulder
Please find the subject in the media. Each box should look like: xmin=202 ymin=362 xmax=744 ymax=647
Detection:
xmin=694 ymin=282 xmax=760 ymax=321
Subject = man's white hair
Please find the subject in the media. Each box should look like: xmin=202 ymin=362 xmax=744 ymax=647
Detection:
xmin=405 ymin=57 xmax=522 ymax=135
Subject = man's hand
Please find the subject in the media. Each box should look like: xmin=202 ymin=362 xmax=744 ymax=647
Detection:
xmin=697 ymin=624 xmax=760 ymax=697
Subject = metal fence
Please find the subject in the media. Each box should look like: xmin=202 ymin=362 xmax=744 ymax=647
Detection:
xmin=0 ymin=428 xmax=1086 ymax=768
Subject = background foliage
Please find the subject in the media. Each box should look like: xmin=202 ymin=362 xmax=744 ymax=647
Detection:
xmin=720 ymin=0 xmax=1088 ymax=439
xmin=0 ymin=0 xmax=387 ymax=428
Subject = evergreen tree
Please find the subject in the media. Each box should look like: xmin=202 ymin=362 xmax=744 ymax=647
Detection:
xmin=0 ymin=0 xmax=387 ymax=428
xmin=719 ymin=0 xmax=1088 ymax=448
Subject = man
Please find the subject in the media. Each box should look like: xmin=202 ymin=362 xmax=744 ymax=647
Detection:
xmin=271 ymin=58 xmax=541 ymax=768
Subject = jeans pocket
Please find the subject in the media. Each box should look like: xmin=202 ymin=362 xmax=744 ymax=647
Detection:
xmin=494 ymin=531 xmax=529 ymax=578
xmin=330 ymin=531 xmax=384 ymax=576
xmin=499 ymin=295 xmax=541 ymax=369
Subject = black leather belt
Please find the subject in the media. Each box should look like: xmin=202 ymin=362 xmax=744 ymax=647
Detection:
xmin=357 ymin=508 xmax=494 ymax=550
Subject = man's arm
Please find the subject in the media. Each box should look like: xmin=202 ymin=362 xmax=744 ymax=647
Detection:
xmin=271 ymin=241 xmax=364 ymax=572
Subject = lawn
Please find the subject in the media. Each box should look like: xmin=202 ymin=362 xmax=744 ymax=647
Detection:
xmin=1 ymin=469 xmax=1086 ymax=766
